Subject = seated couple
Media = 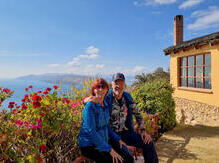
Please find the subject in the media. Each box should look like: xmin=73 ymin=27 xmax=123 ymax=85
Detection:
xmin=78 ymin=73 xmax=158 ymax=163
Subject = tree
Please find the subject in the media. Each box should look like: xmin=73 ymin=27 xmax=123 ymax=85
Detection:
xmin=133 ymin=67 xmax=170 ymax=86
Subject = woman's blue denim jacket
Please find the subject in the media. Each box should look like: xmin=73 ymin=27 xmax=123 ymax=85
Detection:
xmin=78 ymin=101 xmax=121 ymax=152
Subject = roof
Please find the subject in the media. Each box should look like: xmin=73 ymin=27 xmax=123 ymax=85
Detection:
xmin=164 ymin=31 xmax=219 ymax=55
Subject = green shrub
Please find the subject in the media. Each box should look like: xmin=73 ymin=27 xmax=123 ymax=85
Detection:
xmin=132 ymin=79 xmax=176 ymax=132
xmin=0 ymin=79 xmax=93 ymax=162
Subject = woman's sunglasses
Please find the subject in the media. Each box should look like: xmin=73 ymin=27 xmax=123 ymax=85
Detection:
xmin=95 ymin=85 xmax=105 ymax=89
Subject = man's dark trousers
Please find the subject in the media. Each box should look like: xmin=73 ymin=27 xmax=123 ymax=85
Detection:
xmin=116 ymin=130 xmax=158 ymax=163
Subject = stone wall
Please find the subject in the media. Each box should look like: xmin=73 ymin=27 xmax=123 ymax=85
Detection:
xmin=174 ymin=97 xmax=219 ymax=126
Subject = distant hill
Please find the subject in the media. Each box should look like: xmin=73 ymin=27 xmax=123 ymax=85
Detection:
xmin=16 ymin=73 xmax=90 ymax=85
xmin=16 ymin=73 xmax=135 ymax=85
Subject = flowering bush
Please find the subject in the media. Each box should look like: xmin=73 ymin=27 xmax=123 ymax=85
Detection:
xmin=0 ymin=87 xmax=14 ymax=108
xmin=0 ymin=78 xmax=166 ymax=161
xmin=0 ymin=79 xmax=93 ymax=162
xmin=132 ymin=79 xmax=176 ymax=133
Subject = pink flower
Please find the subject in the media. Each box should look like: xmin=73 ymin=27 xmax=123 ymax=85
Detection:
xmin=14 ymin=120 xmax=24 ymax=127
xmin=3 ymin=88 xmax=10 ymax=93
xmin=24 ymin=121 xmax=30 ymax=126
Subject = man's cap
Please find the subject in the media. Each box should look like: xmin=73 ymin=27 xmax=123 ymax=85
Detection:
xmin=112 ymin=73 xmax=125 ymax=82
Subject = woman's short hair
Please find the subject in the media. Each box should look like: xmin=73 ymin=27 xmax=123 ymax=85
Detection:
xmin=91 ymin=78 xmax=109 ymax=96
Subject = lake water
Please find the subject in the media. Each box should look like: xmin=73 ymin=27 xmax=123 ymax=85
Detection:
xmin=0 ymin=79 xmax=74 ymax=110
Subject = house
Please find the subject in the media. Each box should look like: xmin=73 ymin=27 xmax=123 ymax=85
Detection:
xmin=164 ymin=15 xmax=219 ymax=126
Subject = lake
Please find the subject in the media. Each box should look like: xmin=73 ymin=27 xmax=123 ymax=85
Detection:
xmin=0 ymin=79 xmax=75 ymax=110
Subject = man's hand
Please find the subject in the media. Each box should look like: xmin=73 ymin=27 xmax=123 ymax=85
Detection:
xmin=119 ymin=139 xmax=127 ymax=149
xmin=141 ymin=131 xmax=152 ymax=144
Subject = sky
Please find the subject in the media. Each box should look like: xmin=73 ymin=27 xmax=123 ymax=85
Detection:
xmin=0 ymin=0 xmax=218 ymax=79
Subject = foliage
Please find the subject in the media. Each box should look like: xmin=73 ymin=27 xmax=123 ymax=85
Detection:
xmin=133 ymin=67 xmax=170 ymax=86
xmin=0 ymin=77 xmax=171 ymax=161
xmin=132 ymin=79 xmax=176 ymax=132
xmin=0 ymin=79 xmax=93 ymax=162
xmin=0 ymin=87 xmax=14 ymax=107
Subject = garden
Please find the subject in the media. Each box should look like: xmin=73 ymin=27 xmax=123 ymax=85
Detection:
xmin=0 ymin=69 xmax=176 ymax=162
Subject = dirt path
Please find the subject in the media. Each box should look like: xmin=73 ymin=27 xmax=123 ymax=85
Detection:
xmin=155 ymin=125 xmax=219 ymax=163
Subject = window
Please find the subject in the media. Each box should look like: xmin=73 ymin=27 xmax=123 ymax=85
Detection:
xmin=180 ymin=53 xmax=211 ymax=89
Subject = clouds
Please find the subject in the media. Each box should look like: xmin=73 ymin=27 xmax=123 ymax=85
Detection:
xmin=67 ymin=57 xmax=81 ymax=66
xmin=48 ymin=64 xmax=60 ymax=68
xmin=66 ymin=46 xmax=100 ymax=67
xmin=188 ymin=6 xmax=219 ymax=30
xmin=133 ymin=66 xmax=147 ymax=73
xmin=47 ymin=45 xmax=148 ymax=77
xmin=79 ymin=54 xmax=99 ymax=59
xmin=134 ymin=0 xmax=177 ymax=6
xmin=134 ymin=0 xmax=203 ymax=9
xmin=86 ymin=46 xmax=99 ymax=54
xmin=179 ymin=0 xmax=203 ymax=9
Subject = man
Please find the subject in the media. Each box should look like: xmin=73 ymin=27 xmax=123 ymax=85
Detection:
xmin=86 ymin=73 xmax=158 ymax=163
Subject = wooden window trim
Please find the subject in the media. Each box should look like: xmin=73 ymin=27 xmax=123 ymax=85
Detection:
xmin=178 ymin=87 xmax=213 ymax=94
xmin=179 ymin=53 xmax=211 ymax=90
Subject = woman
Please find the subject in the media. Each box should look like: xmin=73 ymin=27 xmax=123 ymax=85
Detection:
xmin=78 ymin=78 xmax=134 ymax=163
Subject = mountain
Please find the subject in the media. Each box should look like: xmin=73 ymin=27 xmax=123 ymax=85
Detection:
xmin=16 ymin=73 xmax=90 ymax=85
xmin=16 ymin=73 xmax=135 ymax=85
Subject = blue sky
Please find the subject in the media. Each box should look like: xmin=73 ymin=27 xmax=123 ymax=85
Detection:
xmin=0 ymin=0 xmax=218 ymax=78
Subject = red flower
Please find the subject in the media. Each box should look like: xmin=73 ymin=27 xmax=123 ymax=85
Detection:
xmin=40 ymin=144 xmax=47 ymax=151
xmin=21 ymin=103 xmax=27 ymax=109
xmin=9 ymin=102 xmax=15 ymax=105
xmin=25 ymin=88 xmax=29 ymax=91
xmin=21 ymin=98 xmax=25 ymax=102
xmin=53 ymin=85 xmax=58 ymax=89
xmin=8 ymin=104 xmax=14 ymax=109
xmin=13 ymin=109 xmax=17 ymax=114
xmin=38 ymin=157 xmax=42 ymax=162
xmin=33 ymin=102 xmax=41 ymax=108
xmin=38 ymin=91 xmax=42 ymax=94
xmin=66 ymin=99 xmax=70 ymax=104
xmin=43 ymin=91 xmax=48 ymax=95
xmin=24 ymin=94 xmax=29 ymax=99
xmin=46 ymin=87 xmax=51 ymax=91
xmin=32 ymin=95 xmax=42 ymax=102
xmin=41 ymin=113 xmax=45 ymax=117
xmin=28 ymin=85 xmax=33 ymax=89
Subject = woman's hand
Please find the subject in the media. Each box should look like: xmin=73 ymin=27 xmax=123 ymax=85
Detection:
xmin=110 ymin=148 xmax=124 ymax=163
xmin=119 ymin=139 xmax=127 ymax=149
xmin=83 ymin=96 xmax=99 ymax=103
xmin=141 ymin=131 xmax=152 ymax=144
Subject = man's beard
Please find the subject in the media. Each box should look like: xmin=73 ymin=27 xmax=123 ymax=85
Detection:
xmin=113 ymin=88 xmax=122 ymax=99
xmin=114 ymin=90 xmax=120 ymax=96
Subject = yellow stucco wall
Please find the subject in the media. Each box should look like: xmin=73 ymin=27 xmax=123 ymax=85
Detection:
xmin=170 ymin=43 xmax=219 ymax=107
